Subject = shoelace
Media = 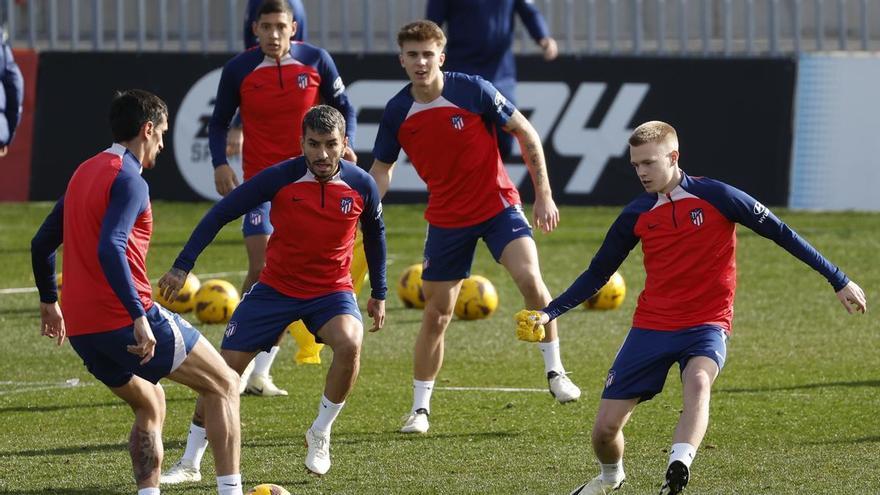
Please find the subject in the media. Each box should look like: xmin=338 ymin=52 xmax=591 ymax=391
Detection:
xmin=310 ymin=433 xmax=329 ymax=458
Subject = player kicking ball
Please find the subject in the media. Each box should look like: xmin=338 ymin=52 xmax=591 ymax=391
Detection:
xmin=516 ymin=121 xmax=866 ymax=494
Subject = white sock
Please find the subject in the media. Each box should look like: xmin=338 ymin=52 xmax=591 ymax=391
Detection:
xmin=600 ymin=460 xmax=625 ymax=484
xmin=538 ymin=340 xmax=564 ymax=374
xmin=311 ymin=395 xmax=345 ymax=434
xmin=216 ymin=474 xmax=243 ymax=495
xmin=138 ymin=488 xmax=160 ymax=495
xmin=252 ymin=346 xmax=280 ymax=377
xmin=181 ymin=423 xmax=208 ymax=469
xmin=669 ymin=442 xmax=697 ymax=468
xmin=412 ymin=379 xmax=435 ymax=414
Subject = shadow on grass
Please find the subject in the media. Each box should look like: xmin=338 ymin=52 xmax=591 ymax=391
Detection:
xmin=800 ymin=435 xmax=880 ymax=446
xmin=717 ymin=379 xmax=880 ymax=394
xmin=238 ymin=430 xmax=520 ymax=450
xmin=2 ymin=439 xmax=187 ymax=458
xmin=0 ymin=396 xmax=192 ymax=414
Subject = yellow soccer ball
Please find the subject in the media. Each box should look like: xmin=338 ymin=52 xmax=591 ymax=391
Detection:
xmin=454 ymin=275 xmax=499 ymax=320
xmin=194 ymin=279 xmax=240 ymax=324
xmin=583 ymin=271 xmax=626 ymax=310
xmin=246 ymin=484 xmax=291 ymax=495
xmin=154 ymin=272 xmax=201 ymax=313
xmin=397 ymin=263 xmax=426 ymax=309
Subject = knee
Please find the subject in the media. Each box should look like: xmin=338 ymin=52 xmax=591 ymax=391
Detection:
xmin=684 ymin=370 xmax=713 ymax=398
xmin=332 ymin=334 xmax=362 ymax=365
xmin=423 ymin=306 xmax=454 ymax=332
xmin=207 ymin=366 xmax=240 ymax=400
xmin=515 ymin=274 xmax=548 ymax=305
xmin=592 ymin=419 xmax=621 ymax=444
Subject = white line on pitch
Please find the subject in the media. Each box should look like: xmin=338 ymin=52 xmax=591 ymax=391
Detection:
xmin=436 ymin=386 xmax=547 ymax=393
xmin=0 ymin=270 xmax=249 ymax=295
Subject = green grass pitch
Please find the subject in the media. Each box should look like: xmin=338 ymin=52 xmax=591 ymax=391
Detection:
xmin=0 ymin=202 xmax=877 ymax=494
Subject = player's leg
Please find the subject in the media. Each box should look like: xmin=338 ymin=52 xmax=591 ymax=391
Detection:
xmin=489 ymin=206 xmax=580 ymax=402
xmin=301 ymin=295 xmax=364 ymax=475
xmin=110 ymin=376 xmax=166 ymax=492
xmin=401 ymin=223 xmax=476 ymax=433
xmin=659 ymin=326 xmax=726 ymax=495
xmin=240 ymin=202 xmax=286 ymax=396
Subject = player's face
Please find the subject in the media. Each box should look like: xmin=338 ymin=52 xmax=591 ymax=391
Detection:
xmin=399 ymin=40 xmax=445 ymax=87
xmin=629 ymin=140 xmax=680 ymax=194
xmin=143 ymin=116 xmax=168 ymax=170
xmin=254 ymin=12 xmax=295 ymax=58
xmin=302 ymin=127 xmax=347 ymax=181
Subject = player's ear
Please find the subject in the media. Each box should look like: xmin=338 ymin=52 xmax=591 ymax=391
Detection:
xmin=439 ymin=51 xmax=446 ymax=67
xmin=399 ymin=52 xmax=405 ymax=67
xmin=669 ymin=149 xmax=680 ymax=166
xmin=141 ymin=120 xmax=154 ymax=139
xmin=252 ymin=21 xmax=259 ymax=37
xmin=291 ymin=20 xmax=297 ymax=36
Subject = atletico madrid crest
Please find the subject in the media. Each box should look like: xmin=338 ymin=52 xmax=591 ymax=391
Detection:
xmin=451 ymin=115 xmax=464 ymax=130
xmin=298 ymin=73 xmax=309 ymax=89
xmin=340 ymin=197 xmax=353 ymax=214
xmin=690 ymin=208 xmax=704 ymax=226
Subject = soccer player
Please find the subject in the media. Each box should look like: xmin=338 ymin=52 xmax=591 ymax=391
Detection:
xmin=0 ymin=26 xmax=24 ymax=157
xmin=30 ymin=90 xmax=243 ymax=495
xmin=370 ymin=20 xmax=580 ymax=435
xmin=515 ymin=121 xmax=867 ymax=495
xmin=210 ymin=0 xmax=357 ymax=396
xmin=426 ymin=0 xmax=557 ymax=158
xmin=159 ymin=105 xmax=386 ymax=478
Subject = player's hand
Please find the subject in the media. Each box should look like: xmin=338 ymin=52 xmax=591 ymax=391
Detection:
xmin=342 ymin=146 xmax=358 ymax=163
xmin=532 ymin=193 xmax=560 ymax=233
xmin=836 ymin=281 xmax=867 ymax=314
xmin=128 ymin=316 xmax=156 ymax=365
xmin=214 ymin=164 xmax=240 ymax=196
xmin=39 ymin=302 xmax=66 ymax=346
xmin=515 ymin=309 xmax=548 ymax=342
xmin=157 ymin=268 xmax=187 ymax=301
xmin=366 ymin=298 xmax=385 ymax=332
xmin=226 ymin=127 xmax=243 ymax=157
xmin=0 ymin=145 xmax=8 ymax=157
xmin=540 ymin=37 xmax=559 ymax=61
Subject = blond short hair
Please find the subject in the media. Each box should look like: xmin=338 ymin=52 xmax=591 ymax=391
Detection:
xmin=397 ymin=20 xmax=446 ymax=49
xmin=629 ymin=121 xmax=678 ymax=147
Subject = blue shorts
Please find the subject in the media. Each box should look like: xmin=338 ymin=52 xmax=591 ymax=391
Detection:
xmin=602 ymin=325 xmax=728 ymax=402
xmin=422 ymin=205 xmax=532 ymax=281
xmin=69 ymin=304 xmax=201 ymax=388
xmin=242 ymin=201 xmax=273 ymax=237
xmin=221 ymin=282 xmax=362 ymax=352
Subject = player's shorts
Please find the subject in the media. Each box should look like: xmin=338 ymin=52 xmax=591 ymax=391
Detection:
xmin=68 ymin=304 xmax=201 ymax=388
xmin=422 ymin=205 xmax=532 ymax=281
xmin=602 ymin=324 xmax=728 ymax=402
xmin=241 ymin=201 xmax=273 ymax=237
xmin=221 ymin=282 xmax=362 ymax=351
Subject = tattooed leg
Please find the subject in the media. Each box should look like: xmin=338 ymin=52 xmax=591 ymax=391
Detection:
xmin=130 ymin=424 xmax=162 ymax=488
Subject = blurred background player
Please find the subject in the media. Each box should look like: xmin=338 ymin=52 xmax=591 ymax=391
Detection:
xmin=0 ymin=26 xmax=23 ymax=157
xmin=30 ymin=90 xmax=243 ymax=495
xmin=209 ymin=0 xmax=358 ymax=396
xmin=519 ymin=121 xmax=867 ymax=495
xmin=426 ymin=0 xmax=557 ymax=159
xmin=159 ymin=105 xmax=386 ymax=479
xmin=370 ymin=20 xmax=580 ymax=435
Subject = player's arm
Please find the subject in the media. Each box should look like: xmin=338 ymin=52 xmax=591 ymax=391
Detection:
xmin=30 ymin=196 xmax=66 ymax=345
xmin=1 ymin=42 xmax=24 ymax=150
xmin=209 ymin=62 xmax=243 ymax=196
xmin=160 ymin=165 xmax=286 ymax=298
xmin=291 ymin=0 xmax=307 ymax=42
xmin=368 ymin=159 xmax=395 ymax=199
xmin=514 ymin=0 xmax=558 ymax=60
xmin=711 ymin=181 xmax=867 ymax=313
xmin=425 ymin=0 xmax=449 ymax=26
xmin=503 ymin=109 xmax=559 ymax=233
xmin=358 ymin=176 xmax=388 ymax=332
xmin=317 ymin=49 xmax=357 ymax=161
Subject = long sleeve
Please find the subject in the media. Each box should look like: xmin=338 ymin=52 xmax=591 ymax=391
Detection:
xmin=515 ymin=0 xmax=551 ymax=44
xmin=358 ymin=177 xmax=387 ymax=300
xmin=31 ymin=197 xmax=65 ymax=303
xmin=317 ymin=49 xmax=356 ymax=145
xmin=1 ymin=43 xmax=23 ymax=146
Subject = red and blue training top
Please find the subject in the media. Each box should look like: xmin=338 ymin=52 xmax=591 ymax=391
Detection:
xmin=173 ymin=156 xmax=387 ymax=300
xmin=31 ymin=144 xmax=154 ymax=336
xmin=372 ymin=72 xmax=521 ymax=228
xmin=543 ymin=172 xmax=849 ymax=333
xmin=209 ymin=43 xmax=356 ymax=180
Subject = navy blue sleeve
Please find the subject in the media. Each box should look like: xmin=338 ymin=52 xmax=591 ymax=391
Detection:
xmin=173 ymin=165 xmax=289 ymax=272
xmin=98 ymin=174 xmax=150 ymax=320
xmin=472 ymin=75 xmax=516 ymax=127
xmin=1 ymin=43 xmax=23 ymax=146
xmin=291 ymin=0 xmax=307 ymax=41
xmin=426 ymin=0 xmax=448 ymax=25
xmin=31 ymin=197 xmax=64 ymax=303
xmin=356 ymin=171 xmax=388 ymax=300
xmin=371 ymin=99 xmax=404 ymax=164
xmin=515 ymin=0 xmax=551 ymax=43
xmin=317 ymin=49 xmax=356 ymax=144
xmin=209 ymin=61 xmax=242 ymax=168
xmin=698 ymin=179 xmax=849 ymax=291
xmin=543 ymin=207 xmax=642 ymax=321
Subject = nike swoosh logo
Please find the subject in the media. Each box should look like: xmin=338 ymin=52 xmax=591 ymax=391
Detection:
xmin=292 ymin=197 xmax=304 ymax=202
xmin=223 ymin=483 xmax=240 ymax=487
xmin=648 ymin=223 xmax=659 ymax=229
xmin=512 ymin=226 xmax=528 ymax=232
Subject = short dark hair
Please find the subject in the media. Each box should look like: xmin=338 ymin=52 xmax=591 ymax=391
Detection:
xmin=109 ymin=89 xmax=168 ymax=142
xmin=256 ymin=0 xmax=294 ymax=20
xmin=302 ymin=105 xmax=346 ymax=138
